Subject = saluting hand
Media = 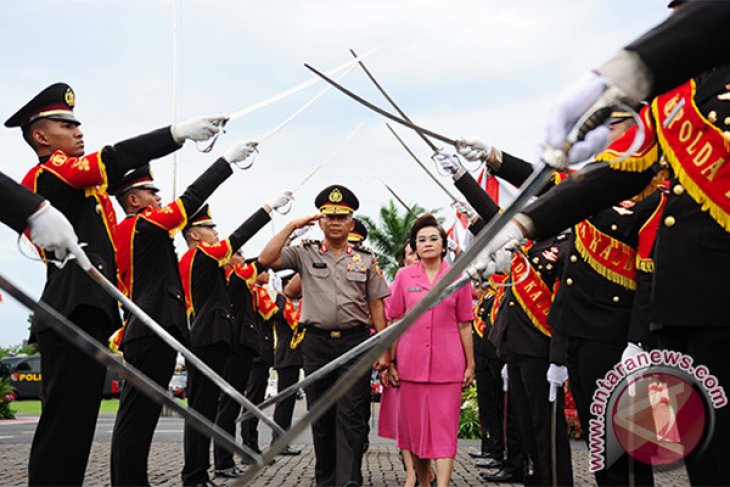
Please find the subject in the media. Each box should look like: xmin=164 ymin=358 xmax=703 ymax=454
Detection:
xmin=290 ymin=214 xmax=323 ymax=230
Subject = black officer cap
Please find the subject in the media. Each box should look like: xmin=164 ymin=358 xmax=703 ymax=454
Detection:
xmin=108 ymin=165 xmax=159 ymax=196
xmin=5 ymin=83 xmax=80 ymax=128
xmin=667 ymin=0 xmax=686 ymax=7
xmin=183 ymin=204 xmax=216 ymax=233
xmin=348 ymin=218 xmax=368 ymax=243
xmin=314 ymin=184 xmax=359 ymax=214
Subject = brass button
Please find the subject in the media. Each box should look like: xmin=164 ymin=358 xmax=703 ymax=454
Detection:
xmin=330 ymin=330 xmax=342 ymax=339
xmin=664 ymin=216 xmax=676 ymax=227
xmin=97 ymin=264 xmax=103 ymax=271
xmin=673 ymin=184 xmax=685 ymax=196
xmin=610 ymin=224 xmax=618 ymax=231
xmin=509 ymin=301 xmax=515 ymax=307
xmin=708 ymin=110 xmax=718 ymax=123
xmin=538 ymin=265 xmax=543 ymax=270
xmin=532 ymin=257 xmax=539 ymax=264
xmin=612 ymin=296 xmax=620 ymax=303
xmin=95 ymin=204 xmax=103 ymax=215
xmin=566 ymin=278 xmax=573 ymax=286
xmin=570 ymin=255 xmax=578 ymax=263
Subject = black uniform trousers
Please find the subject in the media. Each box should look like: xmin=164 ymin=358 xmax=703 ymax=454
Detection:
xmin=213 ymin=349 xmax=254 ymax=470
xmin=182 ymin=343 xmax=230 ymax=486
xmin=241 ymin=358 xmax=270 ymax=450
xmin=28 ymin=306 xmax=111 ymax=486
xmin=476 ymin=357 xmax=505 ymax=456
xmin=567 ymin=338 xmax=654 ymax=486
xmin=301 ymin=328 xmax=371 ymax=487
xmin=655 ymin=325 xmax=730 ymax=486
xmin=110 ymin=335 xmax=177 ymax=486
xmin=509 ymin=354 xmax=573 ymax=486
xmin=272 ymin=366 xmax=302 ymax=439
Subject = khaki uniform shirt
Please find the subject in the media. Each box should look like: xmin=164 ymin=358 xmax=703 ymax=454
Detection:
xmin=280 ymin=241 xmax=390 ymax=330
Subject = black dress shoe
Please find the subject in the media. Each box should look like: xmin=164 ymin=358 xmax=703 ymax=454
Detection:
xmin=469 ymin=450 xmax=489 ymax=459
xmin=277 ymin=445 xmax=302 ymax=456
xmin=479 ymin=468 xmax=522 ymax=483
xmin=214 ymin=465 xmax=246 ymax=477
xmin=475 ymin=457 xmax=503 ymax=469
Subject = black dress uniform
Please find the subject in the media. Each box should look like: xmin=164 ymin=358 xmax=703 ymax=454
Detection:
xmin=0 ymin=171 xmax=43 ymax=232
xmin=271 ymin=293 xmax=304 ymax=443
xmin=8 ymin=82 xmax=183 ymax=486
xmin=213 ymin=259 xmax=260 ymax=473
xmin=276 ymin=185 xmax=390 ymax=487
xmin=241 ymin=283 xmax=277 ymax=455
xmin=179 ymin=205 xmax=271 ymax=486
xmin=520 ymin=65 xmax=730 ymax=485
xmin=109 ymin=159 xmax=234 ymax=486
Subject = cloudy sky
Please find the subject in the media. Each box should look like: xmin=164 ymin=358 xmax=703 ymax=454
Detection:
xmin=0 ymin=0 xmax=669 ymax=346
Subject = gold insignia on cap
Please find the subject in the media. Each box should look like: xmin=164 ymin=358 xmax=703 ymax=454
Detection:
xmin=329 ymin=188 xmax=343 ymax=203
xmin=64 ymin=87 xmax=75 ymax=108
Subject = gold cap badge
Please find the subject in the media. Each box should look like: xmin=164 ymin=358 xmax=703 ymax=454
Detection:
xmin=329 ymin=188 xmax=343 ymax=203
xmin=65 ymin=87 xmax=75 ymax=108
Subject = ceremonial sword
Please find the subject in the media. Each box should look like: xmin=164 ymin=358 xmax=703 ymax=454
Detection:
xmin=236 ymin=104 xmax=616 ymax=483
xmin=0 ymin=272 xmax=262 ymax=464
xmin=67 ymin=247 xmax=285 ymax=438
xmin=381 ymin=180 xmax=418 ymax=218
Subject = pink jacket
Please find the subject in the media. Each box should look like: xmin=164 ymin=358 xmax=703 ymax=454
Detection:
xmin=387 ymin=261 xmax=473 ymax=383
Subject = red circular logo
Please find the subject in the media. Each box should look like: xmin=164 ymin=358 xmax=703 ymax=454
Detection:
xmin=612 ymin=372 xmax=706 ymax=466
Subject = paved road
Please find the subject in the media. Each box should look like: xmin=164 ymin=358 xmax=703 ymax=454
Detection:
xmin=0 ymin=402 xmax=691 ymax=486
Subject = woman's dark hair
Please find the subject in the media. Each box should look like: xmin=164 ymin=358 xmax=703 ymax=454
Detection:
xmin=409 ymin=214 xmax=447 ymax=258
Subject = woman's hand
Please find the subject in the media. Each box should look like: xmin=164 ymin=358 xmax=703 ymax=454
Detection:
xmin=462 ymin=365 xmax=475 ymax=388
xmin=388 ymin=363 xmax=400 ymax=388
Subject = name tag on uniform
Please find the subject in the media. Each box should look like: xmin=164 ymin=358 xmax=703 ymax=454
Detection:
xmin=407 ymin=286 xmax=423 ymax=292
xmin=312 ymin=262 xmax=327 ymax=269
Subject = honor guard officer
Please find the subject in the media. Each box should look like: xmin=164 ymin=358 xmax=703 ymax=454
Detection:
xmin=108 ymin=141 xmax=256 ymax=486
xmin=259 ymin=185 xmax=390 ymax=487
xmin=179 ymin=196 xmax=290 ymax=487
xmin=348 ymin=218 xmax=368 ymax=243
xmin=6 ymin=82 xmax=224 ymax=486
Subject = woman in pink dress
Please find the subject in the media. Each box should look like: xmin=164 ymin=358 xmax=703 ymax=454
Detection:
xmin=387 ymin=214 xmax=475 ymax=487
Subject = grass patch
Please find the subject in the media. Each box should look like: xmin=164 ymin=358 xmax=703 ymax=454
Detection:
xmin=11 ymin=399 xmax=121 ymax=415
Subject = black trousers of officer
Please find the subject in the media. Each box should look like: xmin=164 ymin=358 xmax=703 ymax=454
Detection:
xmin=567 ymin=338 xmax=654 ymax=486
xmin=656 ymin=325 xmax=730 ymax=486
xmin=213 ymin=348 xmax=254 ymax=470
xmin=509 ymin=354 xmax=573 ymax=486
xmin=475 ymin=356 xmax=505 ymax=457
xmin=301 ymin=327 xmax=371 ymax=487
xmin=241 ymin=358 xmax=270 ymax=450
xmin=182 ymin=343 xmax=229 ymax=486
xmin=110 ymin=335 xmax=177 ymax=486
xmin=28 ymin=305 xmax=111 ymax=487
xmin=272 ymin=366 xmax=302 ymax=439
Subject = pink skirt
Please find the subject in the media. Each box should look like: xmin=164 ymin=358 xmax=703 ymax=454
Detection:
xmin=396 ymin=380 xmax=462 ymax=459
xmin=378 ymin=385 xmax=398 ymax=439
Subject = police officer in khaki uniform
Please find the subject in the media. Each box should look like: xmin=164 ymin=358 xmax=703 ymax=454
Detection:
xmin=259 ymin=185 xmax=390 ymax=487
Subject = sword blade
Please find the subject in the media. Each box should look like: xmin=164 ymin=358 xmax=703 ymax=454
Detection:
xmin=81 ymin=263 xmax=284 ymax=437
xmin=229 ymin=47 xmax=381 ymax=121
xmin=0 ymin=272 xmax=261 ymax=463
xmin=381 ymin=180 xmax=417 ymax=218
xmin=259 ymin=64 xmax=358 ymax=144
xmin=385 ymin=123 xmax=461 ymax=203
xmin=349 ymin=48 xmax=438 ymax=152
xmin=303 ymin=63 xmax=457 ymax=146
xmin=238 ymin=164 xmax=555 ymax=484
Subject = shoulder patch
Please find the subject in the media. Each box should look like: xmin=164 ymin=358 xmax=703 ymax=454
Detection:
xmin=298 ymin=239 xmax=321 ymax=247
xmin=353 ymin=244 xmax=373 ymax=254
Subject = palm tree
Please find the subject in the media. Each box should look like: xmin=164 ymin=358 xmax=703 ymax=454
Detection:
xmin=360 ymin=200 xmax=439 ymax=280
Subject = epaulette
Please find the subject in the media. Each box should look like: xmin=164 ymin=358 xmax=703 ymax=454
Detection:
xmin=353 ymin=243 xmax=373 ymax=254
xmin=298 ymin=239 xmax=321 ymax=247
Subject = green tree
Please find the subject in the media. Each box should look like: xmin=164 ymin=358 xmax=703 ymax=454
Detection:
xmin=360 ymin=200 xmax=440 ymax=280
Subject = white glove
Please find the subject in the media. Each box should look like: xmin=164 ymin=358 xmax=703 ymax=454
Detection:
xmin=447 ymin=238 xmax=458 ymax=252
xmin=544 ymin=71 xmax=613 ymax=166
xmin=290 ymin=226 xmax=310 ymax=240
xmin=171 ymin=114 xmax=228 ymax=144
xmin=269 ymin=273 xmax=283 ymax=293
xmin=28 ymin=202 xmax=79 ymax=261
xmin=452 ymin=201 xmax=475 ymax=219
xmin=223 ymin=141 xmax=258 ymax=165
xmin=547 ymin=364 xmax=569 ymax=402
xmin=268 ymin=191 xmax=293 ymax=211
xmin=433 ymin=151 xmax=463 ymax=175
xmin=622 ymin=342 xmax=644 ymax=364
xmin=466 ymin=221 xmax=524 ymax=282
xmin=501 ymin=364 xmax=509 ymax=392
xmin=455 ymin=138 xmax=492 ymax=162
